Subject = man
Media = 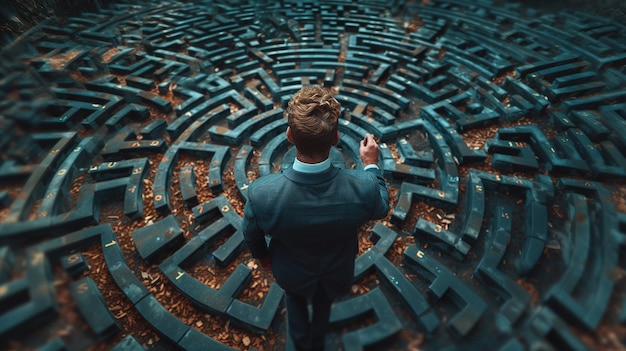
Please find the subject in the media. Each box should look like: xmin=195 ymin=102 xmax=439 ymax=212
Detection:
xmin=242 ymin=86 xmax=390 ymax=351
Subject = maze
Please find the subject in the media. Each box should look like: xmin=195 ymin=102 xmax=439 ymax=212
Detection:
xmin=1 ymin=0 xmax=625 ymax=350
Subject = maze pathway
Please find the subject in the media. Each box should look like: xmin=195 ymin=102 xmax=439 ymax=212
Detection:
xmin=1 ymin=0 xmax=625 ymax=350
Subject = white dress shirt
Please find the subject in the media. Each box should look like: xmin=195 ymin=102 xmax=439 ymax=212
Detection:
xmin=292 ymin=158 xmax=379 ymax=173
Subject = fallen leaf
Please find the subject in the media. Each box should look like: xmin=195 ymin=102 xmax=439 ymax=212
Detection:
xmin=351 ymin=285 xmax=359 ymax=294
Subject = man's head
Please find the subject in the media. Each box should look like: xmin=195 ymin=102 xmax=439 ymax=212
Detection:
xmin=286 ymin=86 xmax=341 ymax=160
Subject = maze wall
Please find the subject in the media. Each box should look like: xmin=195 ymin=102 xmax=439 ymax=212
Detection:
xmin=1 ymin=0 xmax=626 ymax=350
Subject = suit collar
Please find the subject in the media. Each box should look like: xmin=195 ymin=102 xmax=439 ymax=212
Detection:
xmin=283 ymin=165 xmax=340 ymax=184
xmin=292 ymin=157 xmax=331 ymax=173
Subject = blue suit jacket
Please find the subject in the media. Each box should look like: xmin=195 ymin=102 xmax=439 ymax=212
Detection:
xmin=242 ymin=165 xmax=389 ymax=299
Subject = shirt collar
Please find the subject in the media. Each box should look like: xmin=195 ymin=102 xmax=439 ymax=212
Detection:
xmin=292 ymin=157 xmax=331 ymax=173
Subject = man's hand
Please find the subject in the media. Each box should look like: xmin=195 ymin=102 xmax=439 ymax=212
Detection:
xmin=258 ymin=256 xmax=272 ymax=270
xmin=360 ymin=134 xmax=379 ymax=166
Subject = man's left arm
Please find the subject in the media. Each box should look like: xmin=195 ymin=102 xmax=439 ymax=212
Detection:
xmin=242 ymin=200 xmax=269 ymax=259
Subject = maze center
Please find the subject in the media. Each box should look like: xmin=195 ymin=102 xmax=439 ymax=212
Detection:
xmin=1 ymin=0 xmax=626 ymax=350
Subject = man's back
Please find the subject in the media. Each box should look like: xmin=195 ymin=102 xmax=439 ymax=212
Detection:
xmin=243 ymin=164 xmax=389 ymax=298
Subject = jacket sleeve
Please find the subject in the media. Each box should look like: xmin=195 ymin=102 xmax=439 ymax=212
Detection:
xmin=242 ymin=196 xmax=269 ymax=258
xmin=366 ymin=167 xmax=390 ymax=219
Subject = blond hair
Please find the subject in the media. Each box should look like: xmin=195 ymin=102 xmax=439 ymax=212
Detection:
xmin=287 ymin=86 xmax=341 ymax=158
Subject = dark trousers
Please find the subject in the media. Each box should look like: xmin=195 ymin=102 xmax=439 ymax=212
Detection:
xmin=285 ymin=287 xmax=333 ymax=351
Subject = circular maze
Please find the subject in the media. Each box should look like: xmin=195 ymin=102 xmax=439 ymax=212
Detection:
xmin=1 ymin=1 xmax=626 ymax=350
